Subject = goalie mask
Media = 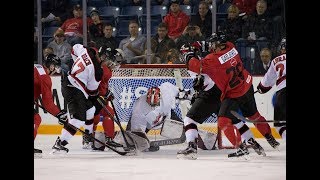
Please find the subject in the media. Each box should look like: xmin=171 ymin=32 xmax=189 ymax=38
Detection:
xmin=43 ymin=54 xmax=61 ymax=75
xmin=146 ymin=87 xmax=161 ymax=107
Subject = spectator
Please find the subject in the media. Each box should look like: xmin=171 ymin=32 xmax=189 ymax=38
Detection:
xmin=88 ymin=8 xmax=104 ymax=45
xmin=232 ymin=0 xmax=257 ymax=18
xmin=58 ymin=4 xmax=93 ymax=46
xmin=47 ymin=29 xmax=72 ymax=76
xmin=95 ymin=23 xmax=119 ymax=50
xmin=179 ymin=0 xmax=196 ymax=6
xmin=252 ymin=47 xmax=272 ymax=75
xmin=163 ymin=0 xmax=190 ymax=41
xmin=118 ymin=20 xmax=146 ymax=64
xmin=218 ymin=4 xmax=243 ymax=43
xmin=144 ymin=23 xmax=176 ymax=64
xmin=41 ymin=0 xmax=71 ymax=27
xmin=190 ymin=1 xmax=212 ymax=38
xmin=241 ymin=0 xmax=273 ymax=50
xmin=176 ymin=22 xmax=205 ymax=50
xmin=166 ymin=48 xmax=183 ymax=64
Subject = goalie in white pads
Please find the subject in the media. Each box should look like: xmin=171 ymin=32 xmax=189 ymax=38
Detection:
xmin=257 ymin=37 xmax=286 ymax=139
xmin=125 ymin=82 xmax=186 ymax=152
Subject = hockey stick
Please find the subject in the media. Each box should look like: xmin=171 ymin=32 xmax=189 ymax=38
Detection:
xmin=149 ymin=129 xmax=186 ymax=147
xmin=97 ymin=96 xmax=136 ymax=150
xmin=35 ymin=103 xmax=131 ymax=155
xmin=230 ymin=110 xmax=286 ymax=123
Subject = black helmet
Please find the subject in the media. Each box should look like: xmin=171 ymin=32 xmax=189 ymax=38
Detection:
xmin=44 ymin=54 xmax=61 ymax=68
xmin=207 ymin=31 xmax=227 ymax=45
xmin=98 ymin=45 xmax=116 ymax=60
xmin=43 ymin=54 xmax=61 ymax=74
xmin=278 ymin=37 xmax=286 ymax=53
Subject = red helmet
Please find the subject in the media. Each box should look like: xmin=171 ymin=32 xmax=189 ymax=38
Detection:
xmin=146 ymin=87 xmax=161 ymax=106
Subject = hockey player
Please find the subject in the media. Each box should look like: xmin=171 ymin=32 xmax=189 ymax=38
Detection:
xmin=34 ymin=54 xmax=68 ymax=156
xmin=90 ymin=46 xmax=125 ymax=151
xmin=257 ymin=37 xmax=286 ymax=139
xmin=126 ymin=82 xmax=186 ymax=152
xmin=51 ymin=44 xmax=103 ymax=153
xmin=182 ymin=32 xmax=279 ymax=159
xmin=177 ymin=41 xmax=265 ymax=159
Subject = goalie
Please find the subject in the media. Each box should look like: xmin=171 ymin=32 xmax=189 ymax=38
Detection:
xmin=126 ymin=82 xmax=186 ymax=152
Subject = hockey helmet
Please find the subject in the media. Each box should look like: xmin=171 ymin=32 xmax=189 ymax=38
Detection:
xmin=278 ymin=37 xmax=286 ymax=54
xmin=146 ymin=87 xmax=161 ymax=107
xmin=207 ymin=31 xmax=227 ymax=52
xmin=43 ymin=54 xmax=61 ymax=75
xmin=98 ymin=45 xmax=115 ymax=61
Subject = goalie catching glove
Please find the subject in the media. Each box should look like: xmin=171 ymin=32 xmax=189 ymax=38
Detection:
xmin=56 ymin=110 xmax=68 ymax=125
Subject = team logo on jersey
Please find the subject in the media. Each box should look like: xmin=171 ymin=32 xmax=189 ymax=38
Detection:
xmin=218 ymin=48 xmax=238 ymax=64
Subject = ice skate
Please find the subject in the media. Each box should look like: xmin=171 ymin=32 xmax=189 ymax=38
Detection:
xmin=105 ymin=136 xmax=123 ymax=148
xmin=265 ymin=134 xmax=280 ymax=150
xmin=34 ymin=148 xmax=42 ymax=158
xmin=228 ymin=142 xmax=249 ymax=158
xmin=177 ymin=141 xmax=197 ymax=160
xmin=51 ymin=136 xmax=69 ymax=154
xmin=247 ymin=138 xmax=266 ymax=156
xmin=82 ymin=130 xmax=93 ymax=149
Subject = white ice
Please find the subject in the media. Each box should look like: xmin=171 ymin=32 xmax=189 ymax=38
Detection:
xmin=35 ymin=135 xmax=286 ymax=180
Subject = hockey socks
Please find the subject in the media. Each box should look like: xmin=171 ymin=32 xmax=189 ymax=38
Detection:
xmin=218 ymin=117 xmax=241 ymax=147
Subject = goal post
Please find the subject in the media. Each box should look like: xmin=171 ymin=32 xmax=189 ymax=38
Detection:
xmin=109 ymin=64 xmax=234 ymax=149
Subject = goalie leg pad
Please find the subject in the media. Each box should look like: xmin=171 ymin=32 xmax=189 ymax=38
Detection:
xmin=160 ymin=119 xmax=184 ymax=138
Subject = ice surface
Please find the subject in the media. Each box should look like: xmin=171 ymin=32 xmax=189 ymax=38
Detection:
xmin=35 ymin=135 xmax=286 ymax=180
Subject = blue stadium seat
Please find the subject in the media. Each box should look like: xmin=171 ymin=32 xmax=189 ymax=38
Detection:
xmin=110 ymin=0 xmax=130 ymax=7
xmin=180 ymin=5 xmax=192 ymax=15
xmin=143 ymin=5 xmax=168 ymax=17
xmin=121 ymin=6 xmax=144 ymax=17
xmin=116 ymin=15 xmax=141 ymax=36
xmin=139 ymin=14 xmax=162 ymax=36
xmin=99 ymin=6 xmax=120 ymax=18
xmin=88 ymin=0 xmax=108 ymax=8
xmin=218 ymin=3 xmax=231 ymax=13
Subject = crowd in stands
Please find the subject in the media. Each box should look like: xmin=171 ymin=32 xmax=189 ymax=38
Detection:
xmin=34 ymin=0 xmax=286 ymax=75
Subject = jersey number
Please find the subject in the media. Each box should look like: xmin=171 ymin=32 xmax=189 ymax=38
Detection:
xmin=226 ymin=62 xmax=244 ymax=88
xmin=276 ymin=64 xmax=284 ymax=77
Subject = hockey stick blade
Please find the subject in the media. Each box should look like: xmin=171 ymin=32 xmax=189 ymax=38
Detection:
xmin=230 ymin=110 xmax=286 ymax=123
xmin=149 ymin=130 xmax=186 ymax=147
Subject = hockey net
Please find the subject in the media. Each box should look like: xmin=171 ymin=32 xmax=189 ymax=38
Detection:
xmin=109 ymin=64 xmax=234 ymax=149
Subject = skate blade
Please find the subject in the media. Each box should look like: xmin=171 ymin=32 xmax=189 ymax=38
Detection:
xmin=177 ymin=153 xmax=198 ymax=160
xmin=49 ymin=149 xmax=68 ymax=155
xmin=228 ymin=153 xmax=250 ymax=160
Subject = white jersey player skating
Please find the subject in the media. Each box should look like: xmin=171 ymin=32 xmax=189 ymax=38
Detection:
xmin=257 ymin=37 xmax=286 ymax=139
xmin=52 ymin=44 xmax=103 ymax=153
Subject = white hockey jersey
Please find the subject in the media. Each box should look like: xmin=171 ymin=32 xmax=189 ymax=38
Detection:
xmin=67 ymin=44 xmax=101 ymax=98
xmin=261 ymin=53 xmax=286 ymax=91
xmin=130 ymin=82 xmax=180 ymax=131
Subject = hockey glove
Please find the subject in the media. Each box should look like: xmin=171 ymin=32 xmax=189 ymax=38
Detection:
xmin=104 ymin=90 xmax=114 ymax=101
xmin=56 ymin=110 xmax=68 ymax=125
xmin=257 ymin=82 xmax=272 ymax=94
xmin=178 ymin=89 xmax=193 ymax=100
xmin=193 ymin=75 xmax=205 ymax=91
